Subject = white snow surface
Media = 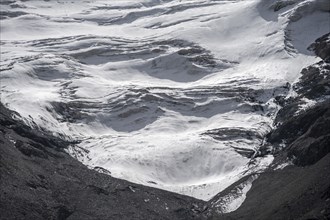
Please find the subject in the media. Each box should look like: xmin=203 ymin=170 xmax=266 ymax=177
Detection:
xmin=210 ymin=174 xmax=260 ymax=213
xmin=1 ymin=0 xmax=329 ymax=201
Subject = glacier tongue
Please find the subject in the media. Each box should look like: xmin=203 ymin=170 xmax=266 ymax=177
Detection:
xmin=1 ymin=0 xmax=329 ymax=201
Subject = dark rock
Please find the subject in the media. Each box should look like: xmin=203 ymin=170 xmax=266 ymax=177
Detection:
xmin=271 ymin=0 xmax=297 ymax=12
xmin=268 ymin=101 xmax=330 ymax=166
xmin=274 ymin=95 xmax=287 ymax=106
xmin=294 ymin=61 xmax=330 ymax=100
xmin=267 ymin=32 xmax=330 ymax=166
xmin=86 ymin=185 xmax=110 ymax=196
xmin=56 ymin=205 xmax=73 ymax=220
xmin=267 ymin=102 xmax=329 ymax=145
xmin=308 ymin=33 xmax=330 ymax=61
xmin=203 ymin=127 xmax=262 ymax=141
xmin=15 ymin=140 xmax=49 ymax=159
xmin=287 ymin=116 xmax=330 ymax=166
xmin=93 ymin=166 xmax=111 ymax=175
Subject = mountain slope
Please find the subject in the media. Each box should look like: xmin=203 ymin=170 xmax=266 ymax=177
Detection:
xmin=0 ymin=0 xmax=329 ymax=218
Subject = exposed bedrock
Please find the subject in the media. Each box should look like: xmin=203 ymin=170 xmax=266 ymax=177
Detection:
xmin=268 ymin=101 xmax=330 ymax=166
xmin=267 ymin=32 xmax=330 ymax=166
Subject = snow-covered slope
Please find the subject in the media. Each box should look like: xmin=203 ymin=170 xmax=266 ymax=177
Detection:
xmin=1 ymin=0 xmax=329 ymax=201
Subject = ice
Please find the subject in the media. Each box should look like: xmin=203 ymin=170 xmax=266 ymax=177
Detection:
xmin=210 ymin=174 xmax=259 ymax=213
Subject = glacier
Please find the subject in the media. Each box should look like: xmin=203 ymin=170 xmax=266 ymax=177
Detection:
xmin=1 ymin=0 xmax=329 ymax=202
